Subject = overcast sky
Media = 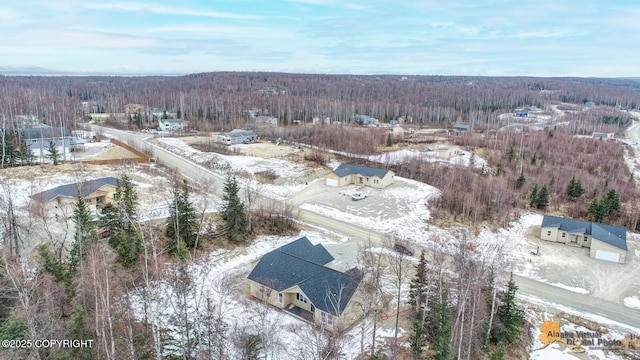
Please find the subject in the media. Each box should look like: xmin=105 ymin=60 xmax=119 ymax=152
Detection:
xmin=1 ymin=0 xmax=638 ymax=77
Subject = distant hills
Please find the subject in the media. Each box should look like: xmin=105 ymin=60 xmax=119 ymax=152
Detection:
xmin=1 ymin=67 xmax=640 ymax=91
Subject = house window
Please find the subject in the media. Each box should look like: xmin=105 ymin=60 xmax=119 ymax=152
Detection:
xmin=374 ymin=179 xmax=379 ymax=184
xmin=561 ymin=232 xmax=566 ymax=238
xmin=296 ymin=293 xmax=308 ymax=304
xmin=584 ymin=236 xmax=588 ymax=242
xmin=366 ymin=177 xmax=369 ymax=182
xmin=278 ymin=293 xmax=283 ymax=304
xmin=547 ymin=230 xmax=551 ymax=236
xmin=321 ymin=312 xmax=334 ymax=325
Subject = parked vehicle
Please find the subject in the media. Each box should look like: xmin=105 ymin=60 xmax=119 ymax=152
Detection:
xmin=351 ymin=191 xmax=367 ymax=201
xmin=393 ymin=242 xmax=415 ymax=256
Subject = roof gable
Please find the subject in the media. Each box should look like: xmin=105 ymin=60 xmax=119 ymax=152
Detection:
xmin=541 ymin=215 xmax=627 ymax=251
xmin=30 ymin=177 xmax=121 ymax=203
xmin=247 ymin=237 xmax=362 ymax=316
xmin=23 ymin=127 xmax=69 ymax=140
xmin=333 ymin=163 xmax=389 ymax=178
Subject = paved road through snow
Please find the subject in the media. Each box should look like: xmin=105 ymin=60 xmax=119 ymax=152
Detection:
xmin=98 ymin=125 xmax=640 ymax=331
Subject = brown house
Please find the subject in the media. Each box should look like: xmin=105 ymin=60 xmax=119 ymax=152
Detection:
xmin=324 ymin=163 xmax=394 ymax=188
xmin=30 ymin=177 xmax=122 ymax=217
xmin=247 ymin=237 xmax=363 ymax=331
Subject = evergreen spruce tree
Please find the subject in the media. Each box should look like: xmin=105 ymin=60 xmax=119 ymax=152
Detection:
xmin=46 ymin=139 xmax=61 ymax=165
xmin=68 ymin=195 xmax=97 ymax=275
xmin=1 ymin=130 xmax=17 ymax=167
xmin=491 ymin=273 xmax=524 ymax=344
xmin=566 ymin=176 xmax=585 ymax=200
xmin=490 ymin=342 xmax=506 ymax=360
xmin=0 ymin=312 xmax=28 ymax=340
xmin=431 ymin=288 xmax=452 ymax=360
xmin=18 ymin=140 xmax=34 ymax=165
xmin=507 ymin=145 xmax=515 ymax=162
xmin=408 ymin=252 xmax=428 ymax=358
xmin=529 ymin=184 xmax=538 ymax=208
xmin=515 ymin=172 xmax=526 ymax=189
xmin=530 ymin=153 xmax=537 ymax=165
xmin=116 ymin=175 xmax=143 ymax=266
xmin=386 ymin=133 xmax=393 ymax=147
xmin=535 ymin=184 xmax=549 ymax=210
xmin=221 ymin=175 xmax=249 ymax=243
xmin=603 ymin=189 xmax=621 ymax=220
xmin=166 ymin=179 xmax=198 ymax=252
xmin=587 ymin=197 xmax=606 ymax=222
xmin=99 ymin=175 xmax=143 ymax=267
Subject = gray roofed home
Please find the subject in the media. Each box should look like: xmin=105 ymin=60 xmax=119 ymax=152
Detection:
xmin=30 ymin=177 xmax=128 ymax=217
xmin=452 ymin=123 xmax=472 ymax=132
xmin=324 ymin=163 xmax=395 ymax=188
xmin=247 ymin=237 xmax=363 ymax=329
xmin=22 ymin=126 xmax=72 ymax=161
xmin=216 ymin=129 xmax=257 ymax=145
xmin=540 ymin=215 xmax=627 ymax=263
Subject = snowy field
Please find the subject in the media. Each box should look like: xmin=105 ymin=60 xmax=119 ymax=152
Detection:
xmin=157 ymin=137 xmax=321 ymax=200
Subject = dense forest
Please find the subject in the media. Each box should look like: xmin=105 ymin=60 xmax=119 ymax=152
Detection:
xmin=1 ymin=73 xmax=639 ymax=130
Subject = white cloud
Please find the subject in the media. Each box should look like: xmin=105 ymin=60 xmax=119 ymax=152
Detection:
xmin=85 ymin=2 xmax=262 ymax=20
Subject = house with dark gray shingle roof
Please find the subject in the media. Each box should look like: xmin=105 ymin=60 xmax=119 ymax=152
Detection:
xmin=324 ymin=163 xmax=394 ymax=188
xmin=30 ymin=177 xmax=124 ymax=217
xmin=540 ymin=215 xmax=627 ymax=263
xmin=23 ymin=126 xmax=72 ymax=162
xmin=247 ymin=237 xmax=363 ymax=330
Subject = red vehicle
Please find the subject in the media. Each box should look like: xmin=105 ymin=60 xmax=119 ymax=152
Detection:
xmin=97 ymin=228 xmax=111 ymax=238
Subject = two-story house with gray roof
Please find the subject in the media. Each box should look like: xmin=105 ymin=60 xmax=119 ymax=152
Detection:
xmin=247 ymin=237 xmax=363 ymax=331
xmin=540 ymin=215 xmax=627 ymax=263
xmin=324 ymin=163 xmax=394 ymax=188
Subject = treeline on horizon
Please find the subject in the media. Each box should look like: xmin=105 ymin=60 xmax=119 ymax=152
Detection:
xmin=1 ymin=73 xmax=639 ymax=131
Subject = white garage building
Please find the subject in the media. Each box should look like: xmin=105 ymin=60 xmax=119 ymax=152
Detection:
xmin=540 ymin=215 xmax=627 ymax=264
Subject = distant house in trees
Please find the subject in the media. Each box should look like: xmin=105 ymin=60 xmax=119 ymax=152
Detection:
xmin=146 ymin=107 xmax=166 ymax=121
xmin=255 ymin=115 xmax=278 ymax=126
xmin=351 ymin=114 xmax=379 ymax=126
xmin=392 ymin=126 xmax=405 ymax=138
xmin=452 ymin=123 xmax=472 ymax=132
xmin=540 ymin=215 xmax=627 ymax=263
xmin=324 ymin=163 xmax=394 ymax=188
xmin=247 ymin=237 xmax=363 ymax=331
xmin=312 ymin=116 xmax=331 ymax=125
xmin=214 ymin=129 xmax=258 ymax=145
xmin=592 ymin=132 xmax=614 ymax=140
xmin=435 ymin=145 xmax=463 ymax=159
xmin=158 ymin=119 xmax=184 ymax=131
xmin=23 ymin=126 xmax=71 ymax=162
xmin=30 ymin=177 xmax=125 ymax=217
xmin=516 ymin=110 xmax=529 ymax=117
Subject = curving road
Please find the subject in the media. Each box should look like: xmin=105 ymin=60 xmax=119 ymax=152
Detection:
xmin=97 ymin=126 xmax=640 ymax=330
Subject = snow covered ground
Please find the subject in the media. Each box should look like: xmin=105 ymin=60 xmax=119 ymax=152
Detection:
xmin=157 ymin=137 xmax=319 ymax=200
xmin=5 ymin=130 xmax=640 ymax=359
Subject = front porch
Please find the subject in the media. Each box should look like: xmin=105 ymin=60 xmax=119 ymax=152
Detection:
xmin=285 ymin=304 xmax=315 ymax=324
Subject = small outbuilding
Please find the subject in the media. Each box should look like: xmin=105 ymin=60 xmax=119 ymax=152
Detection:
xmin=452 ymin=123 xmax=472 ymax=132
